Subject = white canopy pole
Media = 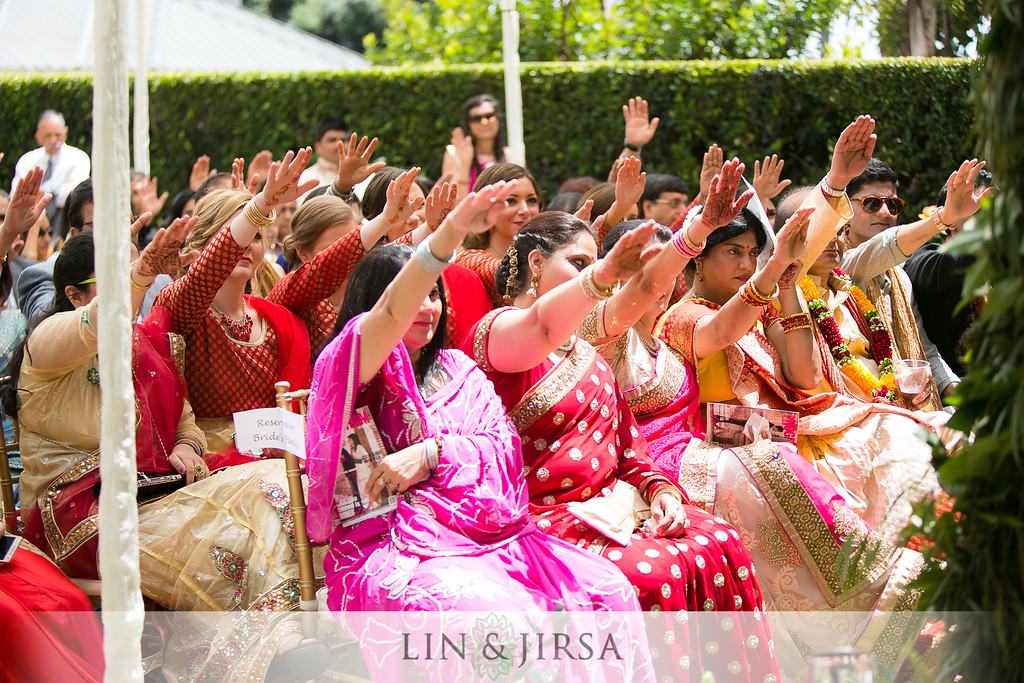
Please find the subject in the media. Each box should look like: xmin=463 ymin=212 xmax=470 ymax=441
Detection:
xmin=499 ymin=0 xmax=526 ymax=166
xmin=133 ymin=0 xmax=150 ymax=175
xmin=94 ymin=0 xmax=144 ymax=680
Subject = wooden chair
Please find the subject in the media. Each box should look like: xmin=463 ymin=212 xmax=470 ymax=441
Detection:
xmin=274 ymin=381 xmax=318 ymax=630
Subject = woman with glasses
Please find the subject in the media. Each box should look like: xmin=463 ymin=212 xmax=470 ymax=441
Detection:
xmin=442 ymin=93 xmax=510 ymax=201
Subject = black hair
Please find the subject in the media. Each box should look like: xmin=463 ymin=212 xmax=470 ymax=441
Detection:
xmin=194 ymin=172 xmax=233 ymax=202
xmin=2 ymin=232 xmax=96 ymax=417
xmin=846 ymin=158 xmax=899 ymax=198
xmin=331 ymin=244 xmax=447 ymax=380
xmin=546 ymin=192 xmax=582 ymax=214
xmin=685 ymin=208 xmax=766 ymax=279
xmin=315 ymin=117 xmax=348 ymax=142
xmin=640 ymin=174 xmax=689 ymax=217
xmin=460 ymin=94 xmax=507 ymax=176
xmin=360 ymin=167 xmax=406 ymax=221
xmin=494 ymin=212 xmax=594 ymax=300
xmin=63 ymin=178 xmax=93 ymax=239
xmin=600 ymin=219 xmax=672 ymax=258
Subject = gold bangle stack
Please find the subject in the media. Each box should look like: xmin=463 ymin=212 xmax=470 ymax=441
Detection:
xmin=129 ymin=268 xmax=152 ymax=292
xmin=780 ymin=312 xmax=813 ymax=334
xmin=243 ymin=200 xmax=277 ymax=229
xmin=579 ymin=264 xmax=617 ymax=301
xmin=738 ymin=280 xmax=778 ymax=307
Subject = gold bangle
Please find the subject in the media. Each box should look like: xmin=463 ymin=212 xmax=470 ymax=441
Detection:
xmin=130 ymin=269 xmax=152 ymax=292
xmin=747 ymin=279 xmax=778 ymax=303
xmin=681 ymin=225 xmax=705 ymax=253
xmin=243 ymin=200 xmax=277 ymax=229
xmin=589 ymin=266 xmax=617 ymax=298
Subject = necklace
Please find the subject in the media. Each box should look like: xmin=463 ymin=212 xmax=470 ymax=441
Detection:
xmin=211 ymin=303 xmax=254 ymax=342
xmin=557 ymin=335 xmax=575 ymax=353
xmin=636 ymin=330 xmax=659 ymax=357
xmin=798 ymin=270 xmax=898 ymax=403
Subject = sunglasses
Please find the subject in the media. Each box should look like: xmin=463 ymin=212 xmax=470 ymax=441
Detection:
xmin=853 ymin=195 xmax=905 ymax=216
xmin=76 ymin=277 xmax=97 ymax=286
xmin=468 ymin=111 xmax=498 ymax=124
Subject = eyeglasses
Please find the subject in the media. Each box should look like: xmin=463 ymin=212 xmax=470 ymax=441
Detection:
xmin=468 ymin=111 xmax=498 ymax=124
xmin=654 ymin=198 xmax=687 ymax=209
xmin=853 ymin=195 xmax=905 ymax=216
xmin=76 ymin=277 xmax=96 ymax=286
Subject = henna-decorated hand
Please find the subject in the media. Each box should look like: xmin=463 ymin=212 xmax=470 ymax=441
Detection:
xmin=424 ymin=181 xmax=458 ymax=233
xmin=259 ymin=148 xmax=318 ymax=209
xmin=593 ymin=220 xmax=658 ymax=285
xmin=699 ymin=157 xmax=753 ymax=233
xmin=383 ymin=168 xmax=425 ymax=228
xmin=136 ymin=215 xmax=201 ymax=278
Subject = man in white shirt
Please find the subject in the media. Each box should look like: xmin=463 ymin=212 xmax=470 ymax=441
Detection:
xmin=11 ymin=110 xmax=91 ymax=235
xmin=297 ymin=117 xmax=348 ymax=199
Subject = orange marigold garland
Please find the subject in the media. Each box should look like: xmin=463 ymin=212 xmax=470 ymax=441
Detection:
xmin=798 ymin=270 xmax=898 ymax=403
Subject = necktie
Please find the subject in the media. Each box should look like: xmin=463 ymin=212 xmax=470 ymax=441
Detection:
xmin=42 ymin=155 xmax=53 ymax=182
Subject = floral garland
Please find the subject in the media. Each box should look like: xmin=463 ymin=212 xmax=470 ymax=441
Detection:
xmin=798 ymin=269 xmax=898 ymax=403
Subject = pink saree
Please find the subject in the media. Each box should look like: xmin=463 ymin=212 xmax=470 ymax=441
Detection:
xmin=306 ymin=313 xmax=654 ymax=681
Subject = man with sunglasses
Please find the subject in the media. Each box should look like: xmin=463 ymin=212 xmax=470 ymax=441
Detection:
xmin=840 ymin=158 xmax=992 ymax=404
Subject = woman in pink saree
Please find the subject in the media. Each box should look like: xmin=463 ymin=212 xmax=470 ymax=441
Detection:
xmin=464 ymin=211 xmax=781 ymax=682
xmin=305 ymin=183 xmax=653 ymax=682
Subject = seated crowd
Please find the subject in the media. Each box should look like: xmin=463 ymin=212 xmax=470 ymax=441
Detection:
xmin=0 ymin=99 xmax=992 ymax=682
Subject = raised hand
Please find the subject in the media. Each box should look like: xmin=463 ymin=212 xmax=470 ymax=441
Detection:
xmin=771 ymin=206 xmax=814 ymax=275
xmin=752 ymin=154 xmax=791 ymax=202
xmin=382 ymin=167 xmax=425 ymax=228
xmin=594 ymin=220 xmax=659 ymax=284
xmin=189 ymin=155 xmax=216 ymax=191
xmin=335 ymin=134 xmax=387 ymax=193
xmin=606 ymin=156 xmax=625 ymax=184
xmin=135 ymin=215 xmax=201 ymax=278
xmin=247 ymin=150 xmax=273 ymax=191
xmin=614 ymin=155 xmax=646 ymax=211
xmin=443 ymin=180 xmax=519 ymax=235
xmin=424 ymin=181 xmax=458 ymax=233
xmin=574 ymin=199 xmax=594 ymax=222
xmin=261 ymin=148 xmax=318 ymax=208
xmin=827 ymin=115 xmax=876 ymax=190
xmin=3 ymin=166 xmax=52 ymax=234
xmin=134 ymin=177 xmax=169 ymax=217
xmin=622 ymin=96 xmax=660 ymax=149
xmin=231 ymin=158 xmax=247 ymax=193
xmin=940 ymin=158 xmax=994 ymax=224
xmin=449 ymin=127 xmax=475 ymax=172
xmin=699 ymin=158 xmax=754 ymax=236
xmin=698 ymin=143 xmax=724 ymax=203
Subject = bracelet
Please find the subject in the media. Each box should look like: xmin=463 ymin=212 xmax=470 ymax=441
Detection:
xmin=646 ymin=482 xmax=683 ymax=505
xmin=738 ymin=281 xmax=778 ymax=307
xmin=779 ymin=312 xmax=813 ymax=333
xmin=243 ymin=200 xmax=277 ymax=229
xmin=670 ymin=224 xmax=705 ymax=258
xmin=174 ymin=434 xmax=206 ymax=459
xmin=415 ymin=235 xmax=455 ymax=274
xmin=747 ymin=278 xmax=779 ymax=303
xmin=326 ymin=181 xmax=354 ymax=201
xmin=422 ymin=437 xmax=442 ymax=471
xmin=932 ymin=207 xmax=955 ymax=230
xmin=129 ymin=269 xmax=152 ymax=292
xmin=622 ymin=141 xmax=642 ymax=152
xmin=579 ymin=264 xmax=616 ymax=301
xmin=819 ymin=177 xmax=846 ymax=198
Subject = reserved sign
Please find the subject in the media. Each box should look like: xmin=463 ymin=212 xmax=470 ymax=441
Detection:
xmin=232 ymin=407 xmax=306 ymax=459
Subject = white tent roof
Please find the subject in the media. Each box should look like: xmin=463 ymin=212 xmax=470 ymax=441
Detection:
xmin=0 ymin=0 xmax=368 ymax=72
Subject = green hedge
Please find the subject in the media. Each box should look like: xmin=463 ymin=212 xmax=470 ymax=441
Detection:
xmin=0 ymin=58 xmax=977 ymax=213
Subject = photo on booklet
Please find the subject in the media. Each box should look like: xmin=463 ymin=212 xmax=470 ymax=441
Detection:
xmin=335 ymin=407 xmax=398 ymax=526
xmin=705 ymin=402 xmax=799 ymax=447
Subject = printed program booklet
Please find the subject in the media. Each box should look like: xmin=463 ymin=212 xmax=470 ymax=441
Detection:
xmin=705 ymin=402 xmax=799 ymax=447
xmin=336 ymin=407 xmax=398 ymax=526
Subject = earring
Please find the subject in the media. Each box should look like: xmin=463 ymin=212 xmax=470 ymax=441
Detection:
xmin=526 ymin=272 xmax=540 ymax=298
xmin=695 ymin=259 xmax=705 ymax=283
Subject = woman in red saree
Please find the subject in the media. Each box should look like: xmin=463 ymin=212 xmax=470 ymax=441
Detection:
xmin=464 ymin=212 xmax=780 ymax=682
